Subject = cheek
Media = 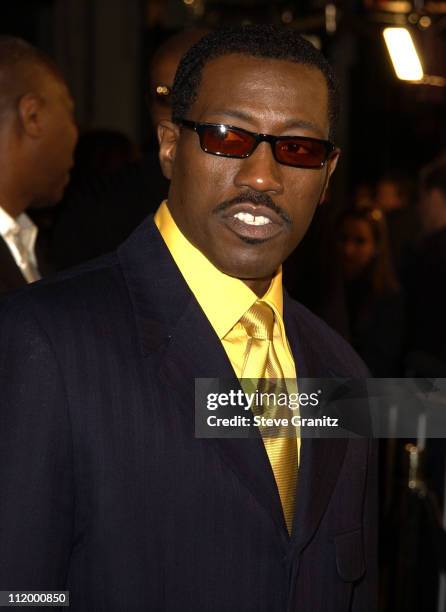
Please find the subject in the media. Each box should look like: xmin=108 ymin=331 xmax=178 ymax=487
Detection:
xmin=173 ymin=146 xmax=235 ymax=202
xmin=52 ymin=115 xmax=77 ymax=155
xmin=45 ymin=136 xmax=66 ymax=168
xmin=285 ymin=172 xmax=326 ymax=231
xmin=63 ymin=123 xmax=77 ymax=157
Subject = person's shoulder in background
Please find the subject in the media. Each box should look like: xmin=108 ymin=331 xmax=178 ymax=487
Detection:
xmin=0 ymin=248 xmax=128 ymax=349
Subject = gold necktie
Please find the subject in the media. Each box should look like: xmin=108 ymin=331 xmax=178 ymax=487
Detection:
xmin=240 ymin=301 xmax=298 ymax=534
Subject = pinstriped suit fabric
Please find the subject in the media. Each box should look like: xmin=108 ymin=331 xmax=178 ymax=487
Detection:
xmin=0 ymin=217 xmax=377 ymax=612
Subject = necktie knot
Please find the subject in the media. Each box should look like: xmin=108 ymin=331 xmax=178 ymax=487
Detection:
xmin=240 ymin=301 xmax=274 ymax=340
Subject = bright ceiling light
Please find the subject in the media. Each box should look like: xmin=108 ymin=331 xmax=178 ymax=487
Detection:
xmin=383 ymin=27 xmax=424 ymax=81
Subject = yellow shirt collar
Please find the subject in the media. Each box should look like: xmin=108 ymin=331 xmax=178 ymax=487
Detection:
xmin=154 ymin=200 xmax=283 ymax=339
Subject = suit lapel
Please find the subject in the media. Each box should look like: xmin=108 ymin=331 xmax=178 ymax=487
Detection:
xmin=119 ymin=226 xmax=352 ymax=549
xmin=283 ymin=292 xmax=349 ymax=548
xmin=161 ymin=298 xmax=289 ymax=539
xmin=118 ymin=217 xmax=289 ymax=542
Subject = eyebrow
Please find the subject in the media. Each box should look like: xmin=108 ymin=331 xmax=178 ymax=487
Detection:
xmin=207 ymin=109 xmax=326 ymax=138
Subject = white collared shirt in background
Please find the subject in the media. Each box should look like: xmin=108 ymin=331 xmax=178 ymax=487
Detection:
xmin=0 ymin=206 xmax=41 ymax=283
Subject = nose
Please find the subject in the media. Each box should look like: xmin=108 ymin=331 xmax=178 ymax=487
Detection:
xmin=233 ymin=142 xmax=284 ymax=194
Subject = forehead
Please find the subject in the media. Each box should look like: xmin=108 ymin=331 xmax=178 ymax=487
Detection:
xmin=39 ymin=70 xmax=70 ymax=98
xmin=189 ymin=54 xmax=330 ymax=138
xmin=53 ymin=82 xmax=74 ymax=111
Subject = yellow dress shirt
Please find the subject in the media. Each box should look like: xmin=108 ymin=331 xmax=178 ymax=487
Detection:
xmin=154 ymin=200 xmax=299 ymax=457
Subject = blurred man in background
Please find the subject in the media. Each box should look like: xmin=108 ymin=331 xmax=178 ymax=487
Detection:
xmin=50 ymin=28 xmax=208 ymax=270
xmin=374 ymin=172 xmax=419 ymax=275
xmin=148 ymin=28 xmax=209 ymax=128
xmin=0 ymin=36 xmax=77 ymax=296
xmin=407 ymin=154 xmax=446 ymax=373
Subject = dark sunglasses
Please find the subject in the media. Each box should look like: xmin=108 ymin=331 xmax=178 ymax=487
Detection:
xmin=180 ymin=119 xmax=336 ymax=169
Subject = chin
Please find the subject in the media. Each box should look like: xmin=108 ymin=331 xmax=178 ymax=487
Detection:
xmin=220 ymin=260 xmax=278 ymax=282
xmin=45 ymin=196 xmax=63 ymax=208
xmin=28 ymin=197 xmax=59 ymax=210
xmin=49 ymin=185 xmax=67 ymax=206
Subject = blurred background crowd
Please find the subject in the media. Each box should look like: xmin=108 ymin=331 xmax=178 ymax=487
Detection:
xmin=1 ymin=0 xmax=446 ymax=610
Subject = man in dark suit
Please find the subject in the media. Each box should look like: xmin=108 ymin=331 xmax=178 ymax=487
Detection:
xmin=0 ymin=36 xmax=78 ymax=296
xmin=0 ymin=26 xmax=376 ymax=611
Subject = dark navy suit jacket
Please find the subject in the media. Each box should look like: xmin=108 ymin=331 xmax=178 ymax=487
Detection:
xmin=0 ymin=217 xmax=377 ymax=611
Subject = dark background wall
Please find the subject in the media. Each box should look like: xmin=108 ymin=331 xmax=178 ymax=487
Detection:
xmin=2 ymin=0 xmax=445 ymax=200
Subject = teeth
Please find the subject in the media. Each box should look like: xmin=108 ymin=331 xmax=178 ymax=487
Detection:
xmin=233 ymin=212 xmax=271 ymax=226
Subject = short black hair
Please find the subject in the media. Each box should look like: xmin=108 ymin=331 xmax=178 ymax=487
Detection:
xmin=171 ymin=24 xmax=339 ymax=141
xmin=0 ymin=36 xmax=65 ymax=121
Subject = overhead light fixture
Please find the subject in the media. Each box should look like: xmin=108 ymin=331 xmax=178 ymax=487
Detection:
xmin=383 ymin=27 xmax=424 ymax=81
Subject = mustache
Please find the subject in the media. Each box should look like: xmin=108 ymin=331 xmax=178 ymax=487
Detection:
xmin=214 ymin=191 xmax=292 ymax=225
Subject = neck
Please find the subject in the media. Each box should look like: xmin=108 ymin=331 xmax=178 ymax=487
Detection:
xmin=0 ymin=179 xmax=30 ymax=219
xmin=242 ymin=276 xmax=273 ymax=298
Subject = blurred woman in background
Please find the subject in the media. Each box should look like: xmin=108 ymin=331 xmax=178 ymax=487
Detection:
xmin=336 ymin=207 xmax=405 ymax=376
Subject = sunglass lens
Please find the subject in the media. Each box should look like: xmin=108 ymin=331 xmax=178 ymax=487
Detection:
xmin=201 ymin=126 xmax=254 ymax=157
xmin=275 ymin=138 xmax=327 ymax=168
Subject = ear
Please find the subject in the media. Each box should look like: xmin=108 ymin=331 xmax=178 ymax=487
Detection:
xmin=158 ymin=120 xmax=180 ymax=180
xmin=17 ymin=93 xmax=45 ymax=138
xmin=319 ymin=148 xmax=341 ymax=205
